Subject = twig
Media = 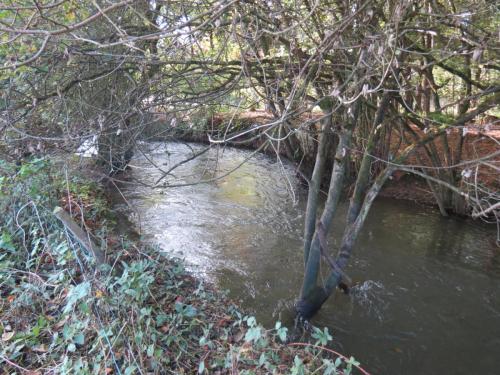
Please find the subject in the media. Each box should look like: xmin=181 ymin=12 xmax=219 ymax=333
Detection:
xmin=0 ymin=355 xmax=35 ymax=374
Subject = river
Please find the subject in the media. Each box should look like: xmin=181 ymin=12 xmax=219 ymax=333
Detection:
xmin=114 ymin=142 xmax=500 ymax=375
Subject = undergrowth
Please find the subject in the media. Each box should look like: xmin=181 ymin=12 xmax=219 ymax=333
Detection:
xmin=0 ymin=157 xmax=367 ymax=374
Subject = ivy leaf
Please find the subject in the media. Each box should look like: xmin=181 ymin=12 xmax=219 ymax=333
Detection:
xmin=244 ymin=326 xmax=262 ymax=343
xmin=322 ymin=358 xmax=338 ymax=375
xmin=64 ymin=282 xmax=90 ymax=314
xmin=258 ymin=352 xmax=267 ymax=367
xmin=311 ymin=326 xmax=332 ymax=346
xmin=175 ymin=302 xmax=197 ymax=318
xmin=277 ymin=326 xmax=288 ymax=342
xmin=291 ymin=355 xmax=305 ymax=375
xmin=246 ymin=316 xmax=256 ymax=327
xmin=275 ymin=320 xmax=287 ymax=342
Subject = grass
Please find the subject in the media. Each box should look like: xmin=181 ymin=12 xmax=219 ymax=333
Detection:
xmin=0 ymin=157 xmax=367 ymax=374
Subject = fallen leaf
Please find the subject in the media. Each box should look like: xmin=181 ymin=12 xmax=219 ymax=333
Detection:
xmin=54 ymin=315 xmax=69 ymax=329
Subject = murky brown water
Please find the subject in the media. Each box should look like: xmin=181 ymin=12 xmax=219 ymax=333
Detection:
xmin=115 ymin=142 xmax=500 ymax=375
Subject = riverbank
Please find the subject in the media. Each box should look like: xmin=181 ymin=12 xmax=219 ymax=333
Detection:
xmin=0 ymin=157 xmax=367 ymax=374
xmin=162 ymin=110 xmax=499 ymax=216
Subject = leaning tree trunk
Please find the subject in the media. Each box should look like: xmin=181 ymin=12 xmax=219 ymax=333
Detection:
xmin=297 ymin=105 xmax=358 ymax=319
xmin=297 ymin=92 xmax=394 ymax=320
xmin=303 ymin=110 xmax=333 ymax=265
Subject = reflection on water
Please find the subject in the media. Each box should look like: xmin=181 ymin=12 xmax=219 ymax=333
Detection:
xmin=116 ymin=142 xmax=500 ymax=375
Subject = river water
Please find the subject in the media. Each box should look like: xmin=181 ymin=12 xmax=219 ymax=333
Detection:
xmin=115 ymin=142 xmax=500 ymax=375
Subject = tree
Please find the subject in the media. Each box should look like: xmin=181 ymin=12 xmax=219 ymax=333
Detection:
xmin=1 ymin=0 xmax=239 ymax=171
xmin=1 ymin=0 xmax=498 ymax=320
xmin=221 ymin=0 xmax=499 ymax=317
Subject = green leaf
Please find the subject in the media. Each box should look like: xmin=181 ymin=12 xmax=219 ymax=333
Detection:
xmin=74 ymin=333 xmax=84 ymax=345
xmin=175 ymin=302 xmax=197 ymax=318
xmin=258 ymin=352 xmax=267 ymax=367
xmin=311 ymin=326 xmax=332 ymax=346
xmin=291 ymin=355 xmax=304 ymax=375
xmin=246 ymin=316 xmax=256 ymax=327
xmin=244 ymin=326 xmax=262 ymax=343
xmin=322 ymin=359 xmax=338 ymax=375
xmin=156 ymin=313 xmax=169 ymax=326
xmin=63 ymin=282 xmax=90 ymax=314
xmin=335 ymin=357 xmax=343 ymax=367
xmin=277 ymin=326 xmax=288 ymax=342
xmin=0 ymin=232 xmax=15 ymax=252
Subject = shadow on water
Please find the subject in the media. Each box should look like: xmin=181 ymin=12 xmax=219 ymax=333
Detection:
xmin=113 ymin=142 xmax=500 ymax=375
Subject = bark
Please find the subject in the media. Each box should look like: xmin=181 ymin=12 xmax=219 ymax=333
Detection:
xmin=300 ymin=123 xmax=353 ymax=300
xmin=324 ymin=167 xmax=392 ymax=293
xmin=347 ymin=92 xmax=391 ymax=225
xmin=295 ymin=285 xmax=328 ymax=320
xmin=303 ymin=111 xmax=333 ymax=266
xmin=320 ymin=92 xmax=392 ymax=296
xmin=97 ymin=117 xmax=135 ymax=175
xmin=298 ymin=104 xmax=360 ymax=316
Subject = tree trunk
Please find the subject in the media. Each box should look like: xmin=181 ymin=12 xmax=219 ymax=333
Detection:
xmin=303 ymin=111 xmax=333 ymax=265
xmin=297 ymin=105 xmax=359 ymax=319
